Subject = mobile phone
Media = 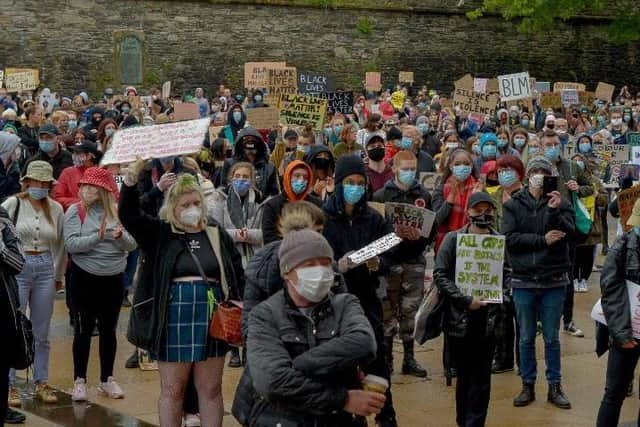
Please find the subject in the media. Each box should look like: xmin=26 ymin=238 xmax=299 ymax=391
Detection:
xmin=543 ymin=176 xmax=558 ymax=195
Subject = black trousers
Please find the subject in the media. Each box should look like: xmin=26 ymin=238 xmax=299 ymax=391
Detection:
xmin=451 ymin=335 xmax=495 ymax=427
xmin=70 ymin=262 xmax=124 ymax=382
xmin=596 ymin=343 xmax=640 ymax=427
xmin=0 ymin=348 xmax=9 ymax=425
xmin=563 ymin=242 xmax=577 ymax=325
xmin=573 ymin=245 xmax=596 ymax=281
xmin=599 ymin=206 xmax=609 ymax=251
xmin=493 ymin=298 xmax=519 ymax=369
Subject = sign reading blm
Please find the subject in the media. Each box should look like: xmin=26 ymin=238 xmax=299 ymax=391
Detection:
xmin=320 ymin=91 xmax=354 ymax=114
xmin=498 ymin=72 xmax=532 ymax=102
xmin=298 ymin=71 xmax=335 ymax=96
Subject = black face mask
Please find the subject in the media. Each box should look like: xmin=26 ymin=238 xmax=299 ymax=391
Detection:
xmin=486 ymin=179 xmax=500 ymax=187
xmin=313 ymin=158 xmax=331 ymax=170
xmin=469 ymin=213 xmax=494 ymax=229
xmin=92 ymin=116 xmax=102 ymax=125
xmin=367 ymin=147 xmax=385 ymax=162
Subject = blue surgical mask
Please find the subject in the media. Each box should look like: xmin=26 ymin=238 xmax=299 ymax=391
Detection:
xmin=232 ymin=178 xmax=251 ymax=195
xmin=105 ymin=128 xmax=115 ymax=137
xmin=528 ymin=146 xmax=540 ymax=156
xmin=498 ymin=169 xmax=517 ymax=187
xmin=634 ymin=227 xmax=640 ymax=236
xmin=232 ymin=111 xmax=242 ymax=123
xmin=343 ymin=184 xmax=365 ymax=205
xmin=298 ymin=144 xmax=311 ymax=154
xmin=334 ymin=125 xmax=343 ymax=135
xmin=520 ymin=119 xmax=530 ymax=128
xmin=67 ymin=120 xmax=78 ymax=130
xmin=39 ymin=140 xmax=55 ymax=153
xmin=254 ymin=95 xmax=262 ymax=103
xmin=624 ymin=114 xmax=631 ymax=123
xmin=398 ymin=170 xmax=416 ymax=186
xmin=291 ymin=179 xmax=308 ymax=195
xmin=417 ymin=123 xmax=429 ymax=135
xmin=28 ymin=187 xmax=49 ymax=200
xmin=497 ymin=138 xmax=509 ymax=148
xmin=482 ymin=144 xmax=497 ymax=159
xmin=400 ymin=137 xmax=413 ymax=150
xmin=452 ymin=164 xmax=472 ymax=181
xmin=576 ymin=160 xmax=585 ymax=170
xmin=578 ymin=142 xmax=591 ymax=153
xmin=324 ymin=128 xmax=333 ymax=137
xmin=544 ymin=146 xmax=560 ymax=161
xmin=472 ymin=144 xmax=481 ymax=154
xmin=513 ymin=137 xmax=526 ymax=148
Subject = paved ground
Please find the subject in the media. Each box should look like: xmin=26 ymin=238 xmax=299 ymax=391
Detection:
xmin=12 ymin=245 xmax=640 ymax=426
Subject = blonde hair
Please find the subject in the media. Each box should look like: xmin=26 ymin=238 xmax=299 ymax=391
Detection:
xmin=227 ymin=161 xmax=256 ymax=186
xmin=160 ymin=174 xmax=207 ymax=231
xmin=182 ymin=156 xmax=203 ymax=175
xmin=81 ymin=185 xmax=118 ymax=222
xmin=17 ymin=181 xmax=54 ymax=225
xmin=51 ymin=110 xmax=68 ymax=127
xmin=278 ymin=200 xmax=325 ymax=235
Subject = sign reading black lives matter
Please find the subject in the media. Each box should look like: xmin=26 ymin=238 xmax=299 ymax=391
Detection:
xmin=320 ymin=91 xmax=354 ymax=114
xmin=297 ymin=71 xmax=336 ymax=96
xmin=455 ymin=234 xmax=505 ymax=303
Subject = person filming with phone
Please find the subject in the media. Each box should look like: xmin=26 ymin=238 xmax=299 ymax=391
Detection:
xmin=502 ymin=155 xmax=576 ymax=410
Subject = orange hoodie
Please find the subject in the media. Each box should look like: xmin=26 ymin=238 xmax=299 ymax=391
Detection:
xmin=283 ymin=160 xmax=313 ymax=202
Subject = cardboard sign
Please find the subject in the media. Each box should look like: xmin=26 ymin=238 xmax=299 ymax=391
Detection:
xmin=367 ymin=202 xmax=386 ymax=217
xmin=452 ymin=74 xmax=499 ymax=118
xmin=246 ymin=107 xmax=279 ymax=129
xmin=553 ymin=82 xmax=586 ymax=92
xmin=4 ymin=68 xmax=39 ymax=92
xmin=265 ymin=67 xmax=297 ymax=101
xmin=398 ymin=71 xmax=414 ymax=83
xmin=365 ymin=72 xmax=382 ymax=92
xmin=420 ymin=172 xmax=441 ymax=192
xmin=101 ymin=118 xmax=210 ymax=165
xmin=595 ymin=82 xmax=615 ymax=103
xmin=605 ymin=144 xmax=631 ymax=183
xmin=173 ymin=103 xmax=200 ymax=121
xmin=162 ymin=81 xmax=171 ymax=99
xmin=297 ymin=71 xmax=335 ymax=96
xmin=473 ymin=78 xmax=487 ymax=94
xmin=347 ymin=233 xmax=402 ymax=265
xmin=592 ymin=280 xmax=640 ymax=339
xmin=580 ymin=91 xmax=596 ymax=107
xmin=561 ymin=89 xmax=579 ymax=106
xmin=385 ymin=203 xmax=436 ymax=238
xmin=278 ymin=93 xmax=328 ymax=131
xmin=244 ymin=62 xmax=287 ymax=88
xmin=498 ymin=72 xmax=532 ymax=102
xmin=618 ymin=184 xmax=640 ymax=232
xmin=111 ymin=95 xmax=140 ymax=109
xmin=535 ymin=81 xmax=551 ymax=93
xmin=0 ymin=70 xmax=3 ymax=88
xmin=320 ymin=91 xmax=354 ymax=114
xmin=454 ymin=234 xmax=505 ymax=303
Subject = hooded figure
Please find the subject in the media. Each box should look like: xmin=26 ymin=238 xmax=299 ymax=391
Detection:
xmin=82 ymin=106 xmax=105 ymax=142
xmin=303 ymin=145 xmax=336 ymax=201
xmin=0 ymin=131 xmax=22 ymax=200
xmin=221 ymin=127 xmax=278 ymax=197
xmin=219 ymin=105 xmax=247 ymax=146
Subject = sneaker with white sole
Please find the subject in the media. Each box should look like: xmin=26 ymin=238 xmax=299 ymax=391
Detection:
xmin=564 ymin=321 xmax=584 ymax=337
xmin=184 ymin=413 xmax=201 ymax=427
xmin=8 ymin=386 xmax=21 ymax=407
xmin=581 ymin=279 xmax=589 ymax=292
xmin=72 ymin=378 xmax=88 ymax=402
xmin=97 ymin=377 xmax=124 ymax=399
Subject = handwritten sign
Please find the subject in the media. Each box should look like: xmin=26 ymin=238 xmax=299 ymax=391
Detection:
xmin=365 ymin=72 xmax=382 ymax=92
xmin=246 ymin=107 xmax=279 ymax=129
xmin=265 ymin=67 xmax=297 ymax=101
xmin=4 ymin=68 xmax=39 ymax=92
xmin=540 ymin=92 xmax=562 ymax=109
xmin=455 ymin=234 xmax=505 ymax=303
xmin=473 ymin=78 xmax=488 ymax=94
xmin=297 ymin=71 xmax=335 ymax=96
xmin=535 ymin=81 xmax=551 ymax=93
xmin=278 ymin=94 xmax=327 ymax=131
xmin=561 ymin=89 xmax=579 ymax=106
xmin=553 ymin=82 xmax=586 ymax=92
xmin=320 ymin=91 xmax=354 ymax=114
xmin=173 ymin=103 xmax=200 ymax=121
xmin=595 ymin=82 xmax=615 ymax=103
xmin=348 ymin=233 xmax=402 ymax=265
xmin=244 ymin=62 xmax=287 ymax=88
xmin=101 ymin=118 xmax=210 ymax=165
xmin=452 ymin=74 xmax=499 ymax=118
xmin=385 ymin=203 xmax=435 ymax=238
xmin=605 ymin=144 xmax=631 ymax=183
xmin=592 ymin=280 xmax=640 ymax=339
xmin=498 ymin=72 xmax=532 ymax=102
xmin=162 ymin=81 xmax=171 ymax=99
xmin=398 ymin=71 xmax=414 ymax=83
xmin=618 ymin=184 xmax=640 ymax=233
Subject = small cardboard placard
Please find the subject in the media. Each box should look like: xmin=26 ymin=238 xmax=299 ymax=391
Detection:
xmin=385 ymin=203 xmax=435 ymax=238
xmin=454 ymin=234 xmax=505 ymax=303
xmin=399 ymin=71 xmax=414 ymax=83
xmin=246 ymin=107 xmax=279 ymax=129
xmin=173 ymin=103 xmax=200 ymax=121
xmin=365 ymin=72 xmax=382 ymax=92
xmin=4 ymin=68 xmax=39 ymax=92
xmin=278 ymin=93 xmax=327 ymax=131
xmin=595 ymin=82 xmax=615 ymax=103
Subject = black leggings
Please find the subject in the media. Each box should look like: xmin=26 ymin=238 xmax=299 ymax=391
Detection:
xmin=70 ymin=262 xmax=124 ymax=382
xmin=573 ymin=245 xmax=596 ymax=281
xmin=0 ymin=348 xmax=9 ymax=424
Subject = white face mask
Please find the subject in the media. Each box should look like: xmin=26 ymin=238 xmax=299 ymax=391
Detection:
xmin=179 ymin=206 xmax=202 ymax=228
xmin=293 ymin=265 xmax=334 ymax=303
xmin=529 ymin=174 xmax=544 ymax=189
xmin=612 ymin=118 xmax=623 ymax=127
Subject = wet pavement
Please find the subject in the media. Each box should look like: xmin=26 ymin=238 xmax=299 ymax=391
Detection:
xmin=12 ymin=245 xmax=640 ymax=426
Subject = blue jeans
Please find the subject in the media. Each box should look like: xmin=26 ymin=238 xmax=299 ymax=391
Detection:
xmin=9 ymin=254 xmax=55 ymax=384
xmin=513 ymin=286 xmax=566 ymax=385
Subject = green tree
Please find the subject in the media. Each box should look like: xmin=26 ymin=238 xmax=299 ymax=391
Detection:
xmin=467 ymin=0 xmax=640 ymax=44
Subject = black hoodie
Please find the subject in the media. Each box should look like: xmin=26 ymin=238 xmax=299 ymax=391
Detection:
xmin=303 ymin=145 xmax=335 ymax=200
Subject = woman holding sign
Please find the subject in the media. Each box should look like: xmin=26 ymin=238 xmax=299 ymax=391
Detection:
xmin=434 ymin=192 xmax=508 ymax=427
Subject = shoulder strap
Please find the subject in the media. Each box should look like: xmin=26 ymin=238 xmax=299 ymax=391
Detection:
xmin=11 ymin=197 xmax=20 ymax=226
xmin=185 ymin=238 xmax=211 ymax=284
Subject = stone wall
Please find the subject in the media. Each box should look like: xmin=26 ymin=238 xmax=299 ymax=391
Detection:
xmin=0 ymin=0 xmax=637 ymax=96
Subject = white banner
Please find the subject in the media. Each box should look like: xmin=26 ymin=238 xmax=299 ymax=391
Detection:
xmin=498 ymin=72 xmax=532 ymax=102
xmin=101 ymin=118 xmax=209 ymax=165
xmin=454 ymin=234 xmax=505 ymax=303
xmin=348 ymin=233 xmax=402 ymax=265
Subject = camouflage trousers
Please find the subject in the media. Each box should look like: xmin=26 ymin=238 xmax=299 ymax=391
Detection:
xmin=383 ymin=261 xmax=425 ymax=343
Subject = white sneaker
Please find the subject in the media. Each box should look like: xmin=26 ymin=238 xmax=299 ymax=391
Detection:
xmin=184 ymin=413 xmax=201 ymax=427
xmin=72 ymin=378 xmax=88 ymax=402
xmin=581 ymin=279 xmax=589 ymax=292
xmin=97 ymin=377 xmax=124 ymax=399
xmin=573 ymin=279 xmax=581 ymax=292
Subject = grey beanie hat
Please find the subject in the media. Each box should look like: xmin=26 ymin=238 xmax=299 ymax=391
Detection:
xmin=526 ymin=155 xmax=556 ymax=176
xmin=279 ymin=229 xmax=334 ymax=275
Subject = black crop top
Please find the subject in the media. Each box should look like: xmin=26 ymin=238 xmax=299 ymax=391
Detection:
xmin=172 ymin=231 xmax=220 ymax=280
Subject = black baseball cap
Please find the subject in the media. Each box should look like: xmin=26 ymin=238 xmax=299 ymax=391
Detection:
xmin=468 ymin=192 xmax=496 ymax=209
xmin=69 ymin=140 xmax=100 ymax=157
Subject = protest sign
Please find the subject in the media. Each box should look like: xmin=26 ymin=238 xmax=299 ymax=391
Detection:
xmin=540 ymin=92 xmax=562 ymax=109
xmin=385 ymin=203 xmax=436 ymax=238
xmin=244 ymin=62 xmax=287 ymax=88
xmin=320 ymin=91 xmax=354 ymax=114
xmin=420 ymin=172 xmax=442 ymax=192
xmin=473 ymin=78 xmax=487 ymax=94
xmin=498 ymin=72 xmax=532 ymax=102
xmin=454 ymin=234 xmax=505 ymax=303
xmin=618 ymin=184 xmax=640 ymax=232
xmin=390 ymin=90 xmax=406 ymax=110
xmin=486 ymin=78 xmax=499 ymax=94
xmin=4 ymin=68 xmax=39 ymax=92
xmin=630 ymin=133 xmax=640 ymax=166
xmin=561 ymin=89 xmax=579 ymax=106
xmin=604 ymin=144 xmax=630 ymax=183
xmin=111 ymin=95 xmax=140 ymax=109
xmin=0 ymin=70 xmax=3 ymax=88
xmin=278 ymin=93 xmax=327 ymax=131
xmin=592 ymin=280 xmax=640 ymax=340
xmin=265 ymin=66 xmax=297 ymax=100
xmin=553 ymin=82 xmax=586 ymax=92
xmin=208 ymin=126 xmax=223 ymax=145
xmin=535 ymin=81 xmax=551 ymax=93
xmin=595 ymin=82 xmax=615 ymax=103
xmin=173 ymin=102 xmax=200 ymax=121
xmin=452 ymin=74 xmax=499 ymax=118
xmin=399 ymin=71 xmax=414 ymax=84
xmin=297 ymin=71 xmax=335 ymax=96
xmin=162 ymin=81 xmax=171 ymax=99
xmin=246 ymin=107 xmax=279 ymax=129
xmin=365 ymin=72 xmax=382 ymax=92
xmin=367 ymin=202 xmax=386 ymax=217
xmin=579 ymin=91 xmax=596 ymax=107
xmin=101 ymin=118 xmax=209 ymax=165
xmin=347 ymin=233 xmax=402 ymax=265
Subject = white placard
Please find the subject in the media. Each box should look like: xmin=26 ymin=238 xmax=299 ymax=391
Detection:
xmin=561 ymin=89 xmax=579 ymax=106
xmin=454 ymin=234 xmax=505 ymax=303
xmin=347 ymin=233 xmax=402 ymax=265
xmin=592 ymin=280 xmax=640 ymax=340
xmin=162 ymin=81 xmax=171 ymax=99
xmin=101 ymin=118 xmax=209 ymax=165
xmin=0 ymin=70 xmax=4 ymax=88
xmin=473 ymin=78 xmax=487 ymax=94
xmin=498 ymin=72 xmax=532 ymax=102
xmin=385 ymin=203 xmax=435 ymax=238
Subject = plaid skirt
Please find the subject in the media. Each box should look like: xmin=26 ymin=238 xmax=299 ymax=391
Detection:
xmin=157 ymin=280 xmax=228 ymax=363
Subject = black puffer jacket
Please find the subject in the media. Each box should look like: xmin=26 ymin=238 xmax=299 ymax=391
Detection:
xmin=600 ymin=231 xmax=640 ymax=346
xmin=233 ymin=287 xmax=376 ymax=427
xmin=502 ymin=188 xmax=575 ymax=284
xmin=434 ymin=225 xmax=508 ymax=338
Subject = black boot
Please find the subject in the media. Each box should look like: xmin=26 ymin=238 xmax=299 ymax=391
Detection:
xmin=547 ymin=383 xmax=571 ymax=409
xmin=125 ymin=349 xmax=139 ymax=369
xmin=384 ymin=336 xmax=395 ymax=374
xmin=5 ymin=408 xmax=26 ymax=424
xmin=513 ymin=383 xmax=535 ymax=407
xmin=228 ymin=347 xmax=242 ymax=368
xmin=401 ymin=341 xmax=427 ymax=378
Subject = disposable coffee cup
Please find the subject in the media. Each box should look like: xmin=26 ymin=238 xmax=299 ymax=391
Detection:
xmin=362 ymin=374 xmax=389 ymax=394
